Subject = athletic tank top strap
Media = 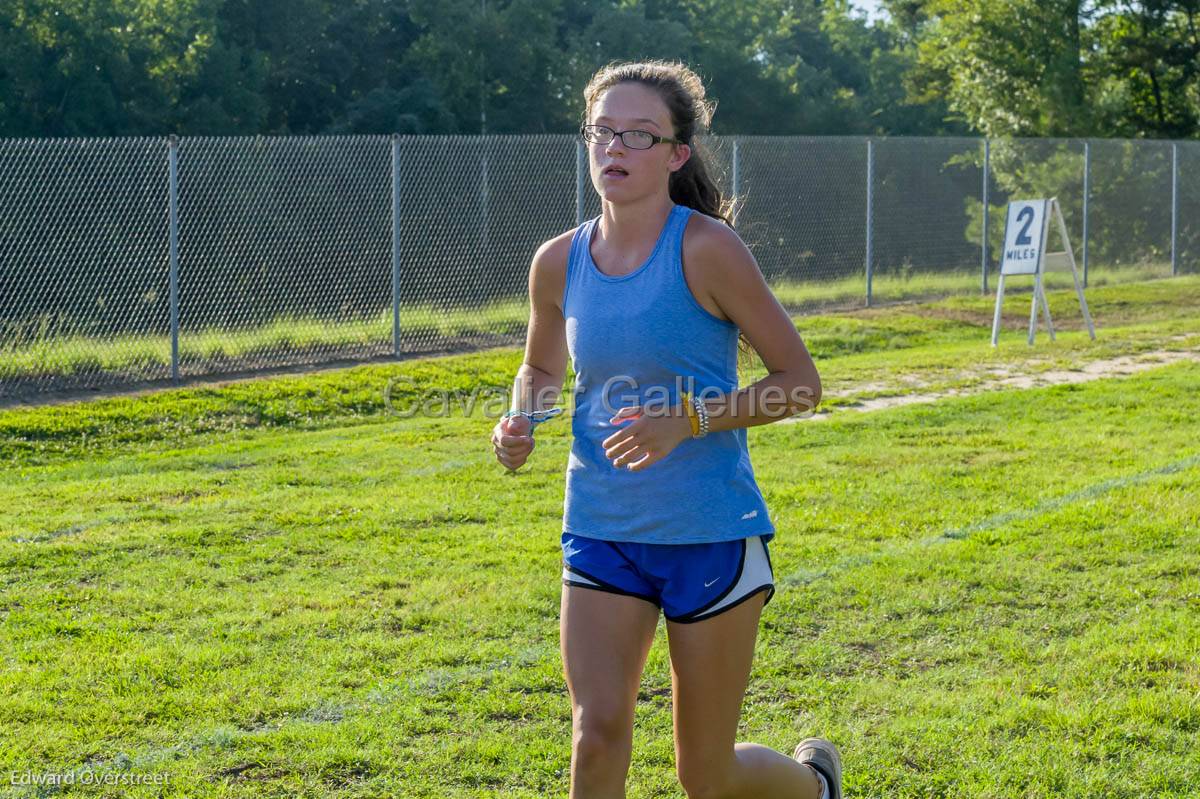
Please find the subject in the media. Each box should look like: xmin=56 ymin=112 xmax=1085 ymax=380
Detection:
xmin=564 ymin=204 xmax=736 ymax=332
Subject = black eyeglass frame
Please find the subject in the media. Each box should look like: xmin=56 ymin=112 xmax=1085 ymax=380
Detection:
xmin=579 ymin=124 xmax=685 ymax=150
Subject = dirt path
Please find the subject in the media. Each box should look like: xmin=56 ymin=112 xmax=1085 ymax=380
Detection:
xmin=788 ymin=348 xmax=1200 ymax=422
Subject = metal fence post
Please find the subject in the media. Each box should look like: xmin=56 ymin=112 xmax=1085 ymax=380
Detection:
xmin=982 ymin=138 xmax=990 ymax=295
xmin=865 ymin=138 xmax=874 ymax=307
xmin=167 ymin=135 xmax=180 ymax=381
xmin=1171 ymin=142 xmax=1179 ymax=277
xmin=392 ymin=134 xmax=401 ymax=357
xmin=576 ymin=139 xmax=586 ymax=227
xmin=480 ymin=136 xmax=490 ymax=273
xmin=731 ymin=138 xmax=741 ymax=229
xmin=1082 ymin=141 xmax=1090 ymax=288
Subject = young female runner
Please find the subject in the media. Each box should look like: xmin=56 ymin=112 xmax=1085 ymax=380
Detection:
xmin=490 ymin=60 xmax=839 ymax=799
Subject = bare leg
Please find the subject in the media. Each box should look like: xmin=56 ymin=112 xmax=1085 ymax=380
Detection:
xmin=667 ymin=590 xmax=822 ymax=799
xmin=561 ymin=585 xmax=660 ymax=799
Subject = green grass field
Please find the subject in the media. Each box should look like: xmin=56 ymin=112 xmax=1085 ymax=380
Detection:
xmin=1 ymin=278 xmax=1197 ymax=797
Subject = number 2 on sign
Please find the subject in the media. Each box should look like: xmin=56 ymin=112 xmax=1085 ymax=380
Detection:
xmin=1015 ymin=206 xmax=1035 ymax=245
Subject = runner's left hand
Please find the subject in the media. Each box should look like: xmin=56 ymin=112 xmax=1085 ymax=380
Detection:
xmin=601 ymin=404 xmax=692 ymax=472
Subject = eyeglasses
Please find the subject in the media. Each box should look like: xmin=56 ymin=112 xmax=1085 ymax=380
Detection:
xmin=580 ymin=124 xmax=683 ymax=150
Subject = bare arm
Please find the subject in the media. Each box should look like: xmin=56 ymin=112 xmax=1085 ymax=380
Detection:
xmin=492 ymin=234 xmax=571 ymax=471
xmin=690 ymin=221 xmax=822 ymax=430
xmin=511 ymin=234 xmax=571 ymax=413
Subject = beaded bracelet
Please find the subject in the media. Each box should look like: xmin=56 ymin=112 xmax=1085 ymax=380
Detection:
xmin=691 ymin=394 xmax=710 ymax=437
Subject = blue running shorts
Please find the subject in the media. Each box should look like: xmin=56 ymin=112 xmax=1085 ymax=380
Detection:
xmin=560 ymin=532 xmax=776 ymax=623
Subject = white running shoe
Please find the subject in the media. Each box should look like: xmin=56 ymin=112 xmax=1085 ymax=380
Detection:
xmin=793 ymin=737 xmax=843 ymax=799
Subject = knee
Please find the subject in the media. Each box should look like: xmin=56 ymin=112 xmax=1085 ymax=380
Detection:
xmin=676 ymin=759 xmax=737 ymax=799
xmin=571 ymin=710 xmax=632 ymax=769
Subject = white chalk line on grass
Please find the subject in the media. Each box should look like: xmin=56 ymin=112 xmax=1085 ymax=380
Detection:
xmin=779 ymin=452 xmax=1200 ymax=588
xmin=10 ymin=361 xmax=1198 ymax=791
xmin=32 ymin=442 xmax=1195 ymax=792
xmin=54 ymin=458 xmax=1197 ymax=788
xmin=12 ymin=446 xmax=1196 ymax=799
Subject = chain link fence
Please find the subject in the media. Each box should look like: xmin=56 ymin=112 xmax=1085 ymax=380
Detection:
xmin=1 ymin=134 xmax=1196 ymax=400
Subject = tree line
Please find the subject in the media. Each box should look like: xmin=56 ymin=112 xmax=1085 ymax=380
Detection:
xmin=2 ymin=0 xmax=1197 ymax=140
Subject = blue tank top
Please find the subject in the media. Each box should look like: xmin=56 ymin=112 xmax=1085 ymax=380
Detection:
xmin=561 ymin=203 xmax=776 ymax=546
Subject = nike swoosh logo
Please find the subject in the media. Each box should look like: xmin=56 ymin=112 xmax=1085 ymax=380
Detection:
xmin=704 ymin=578 xmax=719 ymax=587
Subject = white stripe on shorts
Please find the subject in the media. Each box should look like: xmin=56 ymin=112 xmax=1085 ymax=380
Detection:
xmin=561 ymin=566 xmax=600 ymax=587
xmin=683 ymin=535 xmax=773 ymax=621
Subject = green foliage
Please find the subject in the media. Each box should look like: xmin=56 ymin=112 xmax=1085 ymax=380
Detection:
xmin=0 ymin=0 xmax=1000 ymax=137
xmin=910 ymin=0 xmax=1090 ymax=138
xmin=909 ymin=0 xmax=1199 ymax=140
xmin=3 ymin=1 xmax=1194 ymax=138
xmin=1088 ymin=1 xmax=1200 ymax=138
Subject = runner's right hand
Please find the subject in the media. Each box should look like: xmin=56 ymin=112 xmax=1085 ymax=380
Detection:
xmin=492 ymin=413 xmax=534 ymax=472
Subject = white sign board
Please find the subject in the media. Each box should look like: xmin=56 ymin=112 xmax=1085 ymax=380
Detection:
xmin=1000 ymin=199 xmax=1048 ymax=276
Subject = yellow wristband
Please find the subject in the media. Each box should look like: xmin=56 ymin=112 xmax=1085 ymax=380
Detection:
xmin=682 ymin=392 xmax=700 ymax=437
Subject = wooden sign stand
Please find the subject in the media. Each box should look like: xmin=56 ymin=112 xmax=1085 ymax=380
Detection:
xmin=991 ymin=197 xmax=1096 ymax=346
